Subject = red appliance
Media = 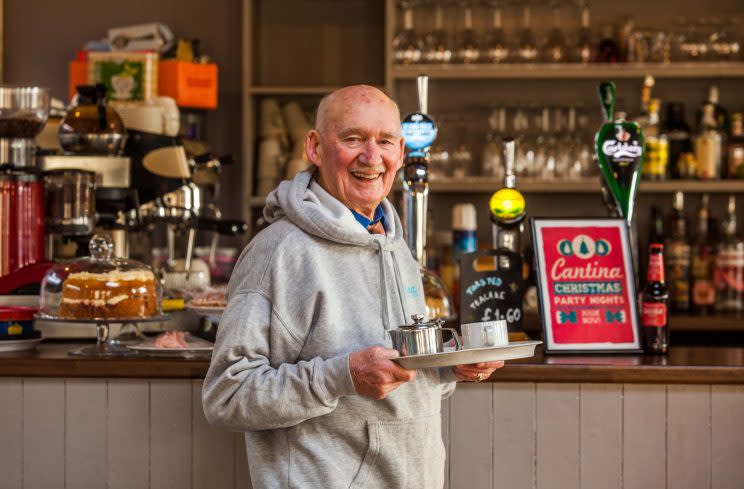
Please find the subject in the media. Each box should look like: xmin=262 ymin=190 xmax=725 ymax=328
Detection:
xmin=0 ymin=166 xmax=47 ymax=292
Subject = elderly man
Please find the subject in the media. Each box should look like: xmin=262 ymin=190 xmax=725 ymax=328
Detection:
xmin=203 ymin=85 xmax=502 ymax=489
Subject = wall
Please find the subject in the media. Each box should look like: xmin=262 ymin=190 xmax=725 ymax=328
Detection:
xmin=3 ymin=0 xmax=243 ymax=219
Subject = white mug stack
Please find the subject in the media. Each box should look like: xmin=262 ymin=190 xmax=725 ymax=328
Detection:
xmin=460 ymin=320 xmax=509 ymax=349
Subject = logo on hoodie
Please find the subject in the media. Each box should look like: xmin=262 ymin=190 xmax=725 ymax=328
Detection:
xmin=405 ymin=286 xmax=420 ymax=298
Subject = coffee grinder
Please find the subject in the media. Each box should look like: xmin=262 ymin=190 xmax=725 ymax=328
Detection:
xmin=0 ymin=86 xmax=51 ymax=294
xmin=39 ymin=84 xmax=136 ymax=260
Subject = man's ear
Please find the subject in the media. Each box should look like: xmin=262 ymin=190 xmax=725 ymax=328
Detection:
xmin=305 ymin=130 xmax=322 ymax=167
xmin=397 ymin=136 xmax=406 ymax=169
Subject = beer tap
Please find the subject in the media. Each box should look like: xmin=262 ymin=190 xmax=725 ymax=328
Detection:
xmin=489 ymin=137 xmax=526 ymax=254
xmin=401 ymin=75 xmax=453 ymax=320
xmin=402 ymin=75 xmax=435 ymax=266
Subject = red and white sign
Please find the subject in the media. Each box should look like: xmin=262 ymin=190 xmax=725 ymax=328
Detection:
xmin=532 ymin=218 xmax=641 ymax=353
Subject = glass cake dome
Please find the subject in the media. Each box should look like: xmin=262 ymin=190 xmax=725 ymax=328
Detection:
xmin=38 ymin=234 xmax=163 ymax=321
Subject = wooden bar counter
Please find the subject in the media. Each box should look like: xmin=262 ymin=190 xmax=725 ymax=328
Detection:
xmin=3 ymin=342 xmax=744 ymax=489
xmin=1 ymin=341 xmax=744 ymax=384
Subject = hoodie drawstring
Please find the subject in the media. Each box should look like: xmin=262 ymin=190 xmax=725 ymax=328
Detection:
xmin=376 ymin=240 xmax=391 ymax=333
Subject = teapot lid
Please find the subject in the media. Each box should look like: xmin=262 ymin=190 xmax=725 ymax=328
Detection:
xmin=398 ymin=313 xmax=444 ymax=330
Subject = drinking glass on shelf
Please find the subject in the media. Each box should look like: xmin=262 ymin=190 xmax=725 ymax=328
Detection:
xmin=483 ymin=1 xmax=510 ymax=63
xmin=393 ymin=2 xmax=424 ymax=64
xmin=542 ymin=1 xmax=568 ymax=62
xmin=513 ymin=106 xmax=535 ymax=177
xmin=677 ymin=18 xmax=710 ymax=61
xmin=429 ymin=143 xmax=451 ymax=179
xmin=708 ymin=17 xmax=742 ymax=61
xmin=454 ymin=2 xmax=481 ymax=64
xmin=516 ymin=5 xmax=538 ymax=63
xmin=534 ymin=107 xmax=557 ymax=179
xmin=482 ymin=107 xmax=506 ymax=178
xmin=452 ymin=143 xmax=473 ymax=178
xmin=423 ymin=3 xmax=453 ymax=63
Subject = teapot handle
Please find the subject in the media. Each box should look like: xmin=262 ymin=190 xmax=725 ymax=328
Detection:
xmin=441 ymin=328 xmax=462 ymax=351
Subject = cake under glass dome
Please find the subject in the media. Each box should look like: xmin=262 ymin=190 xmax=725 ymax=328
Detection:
xmin=38 ymin=234 xmax=162 ymax=321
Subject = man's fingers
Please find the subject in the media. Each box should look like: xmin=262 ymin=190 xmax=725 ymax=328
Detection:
xmin=390 ymin=364 xmax=416 ymax=382
xmin=372 ymin=347 xmax=401 ymax=360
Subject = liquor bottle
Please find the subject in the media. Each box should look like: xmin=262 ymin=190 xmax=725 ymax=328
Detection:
xmin=596 ymin=23 xmax=621 ymax=62
xmin=542 ymin=2 xmax=567 ymax=62
xmin=642 ymin=98 xmax=669 ymax=180
xmin=423 ymin=5 xmax=452 ymax=64
xmin=454 ymin=5 xmax=480 ymax=64
xmin=516 ymin=6 xmax=538 ymax=62
xmin=573 ymin=3 xmax=593 ymax=63
xmin=727 ymin=113 xmax=744 ymax=178
xmin=695 ymin=103 xmax=723 ymax=180
xmin=715 ymin=196 xmax=744 ymax=314
xmin=393 ymin=6 xmax=422 ymax=64
xmin=642 ymin=243 xmax=669 ymax=354
xmin=691 ymin=194 xmax=717 ymax=315
xmin=696 ymin=85 xmax=729 ymax=134
xmin=665 ymin=191 xmax=692 ymax=313
xmin=452 ymin=203 xmax=477 ymax=311
xmin=483 ymin=3 xmax=509 ymax=63
xmin=664 ymin=102 xmax=692 ymax=179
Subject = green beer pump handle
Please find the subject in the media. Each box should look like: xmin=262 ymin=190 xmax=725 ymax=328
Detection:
xmin=598 ymin=81 xmax=616 ymax=123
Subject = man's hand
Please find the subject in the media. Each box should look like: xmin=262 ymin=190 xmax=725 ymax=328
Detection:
xmin=452 ymin=361 xmax=505 ymax=382
xmin=349 ymin=346 xmax=416 ymax=400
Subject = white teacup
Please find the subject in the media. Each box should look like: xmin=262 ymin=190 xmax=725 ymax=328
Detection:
xmin=461 ymin=320 xmax=508 ymax=349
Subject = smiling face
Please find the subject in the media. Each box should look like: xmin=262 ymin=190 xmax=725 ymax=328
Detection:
xmin=305 ymin=86 xmax=405 ymax=219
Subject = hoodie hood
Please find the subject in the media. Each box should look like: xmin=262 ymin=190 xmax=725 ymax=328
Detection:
xmin=264 ymin=169 xmax=403 ymax=248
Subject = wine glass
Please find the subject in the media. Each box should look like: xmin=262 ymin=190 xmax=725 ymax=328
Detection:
xmin=423 ymin=2 xmax=453 ymax=63
xmin=483 ymin=1 xmax=510 ymax=63
xmin=393 ymin=1 xmax=424 ymax=64
xmin=454 ymin=1 xmax=481 ymax=64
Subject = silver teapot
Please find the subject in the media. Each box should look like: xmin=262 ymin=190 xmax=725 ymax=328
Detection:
xmin=388 ymin=313 xmax=462 ymax=356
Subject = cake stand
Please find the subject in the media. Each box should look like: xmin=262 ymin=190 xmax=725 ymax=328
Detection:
xmin=34 ymin=314 xmax=170 ymax=357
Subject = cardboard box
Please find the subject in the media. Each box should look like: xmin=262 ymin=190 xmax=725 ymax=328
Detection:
xmin=158 ymin=60 xmax=218 ymax=109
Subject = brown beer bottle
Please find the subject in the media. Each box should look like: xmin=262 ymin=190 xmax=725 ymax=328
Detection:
xmin=642 ymin=243 xmax=670 ymax=354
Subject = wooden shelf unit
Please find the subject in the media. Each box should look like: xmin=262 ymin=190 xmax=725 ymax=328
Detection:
xmin=242 ymin=0 xmax=744 ymax=240
xmin=392 ymin=62 xmax=744 ymax=80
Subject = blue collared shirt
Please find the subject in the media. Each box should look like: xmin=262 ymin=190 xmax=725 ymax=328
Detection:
xmin=349 ymin=205 xmax=387 ymax=233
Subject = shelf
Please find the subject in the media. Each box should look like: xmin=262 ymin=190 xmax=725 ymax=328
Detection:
xmin=248 ymin=196 xmax=267 ymax=207
xmin=421 ymin=178 xmax=744 ymax=194
xmin=248 ymin=85 xmax=386 ymax=95
xmin=670 ymin=314 xmax=744 ymax=332
xmin=250 ymin=179 xmax=744 ymax=206
xmin=392 ymin=62 xmax=744 ymax=80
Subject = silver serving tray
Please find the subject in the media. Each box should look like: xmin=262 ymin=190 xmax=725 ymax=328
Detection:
xmin=392 ymin=341 xmax=542 ymax=369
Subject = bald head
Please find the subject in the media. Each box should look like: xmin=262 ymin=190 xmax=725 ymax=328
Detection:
xmin=315 ymin=85 xmax=401 ymax=134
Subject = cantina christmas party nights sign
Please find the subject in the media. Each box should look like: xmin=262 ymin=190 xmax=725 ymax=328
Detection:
xmin=531 ymin=218 xmax=642 ymax=353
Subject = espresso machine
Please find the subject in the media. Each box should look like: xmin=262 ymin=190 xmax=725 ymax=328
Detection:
xmin=0 ymin=86 xmax=51 ymax=294
xmin=135 ymin=147 xmax=246 ymax=287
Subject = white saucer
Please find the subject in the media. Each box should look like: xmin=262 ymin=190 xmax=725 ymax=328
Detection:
xmin=392 ymin=341 xmax=542 ymax=369
xmin=0 ymin=336 xmax=43 ymax=353
xmin=127 ymin=336 xmax=214 ymax=358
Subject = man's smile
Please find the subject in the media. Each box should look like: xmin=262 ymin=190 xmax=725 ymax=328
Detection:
xmin=350 ymin=170 xmax=384 ymax=181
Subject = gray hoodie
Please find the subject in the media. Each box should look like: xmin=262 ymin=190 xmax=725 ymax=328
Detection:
xmin=202 ymin=170 xmax=457 ymax=489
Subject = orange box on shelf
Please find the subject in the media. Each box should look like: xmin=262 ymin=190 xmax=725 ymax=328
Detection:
xmin=158 ymin=60 xmax=218 ymax=109
xmin=68 ymin=60 xmax=88 ymax=101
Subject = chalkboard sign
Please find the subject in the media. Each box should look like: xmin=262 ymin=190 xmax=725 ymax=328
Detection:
xmin=459 ymin=249 xmax=525 ymax=332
